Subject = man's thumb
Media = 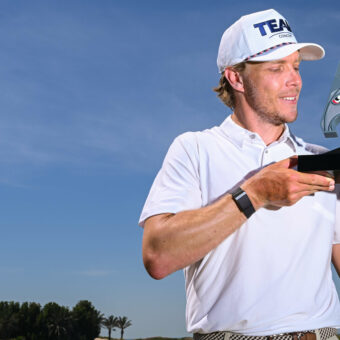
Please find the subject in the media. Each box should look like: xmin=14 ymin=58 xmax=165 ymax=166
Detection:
xmin=274 ymin=156 xmax=298 ymax=169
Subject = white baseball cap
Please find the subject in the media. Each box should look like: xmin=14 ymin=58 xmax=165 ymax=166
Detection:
xmin=217 ymin=9 xmax=325 ymax=73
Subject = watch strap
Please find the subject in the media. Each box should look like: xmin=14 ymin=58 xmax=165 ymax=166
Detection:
xmin=231 ymin=187 xmax=255 ymax=218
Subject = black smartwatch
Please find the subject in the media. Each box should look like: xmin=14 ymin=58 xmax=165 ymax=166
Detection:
xmin=231 ymin=187 xmax=255 ymax=219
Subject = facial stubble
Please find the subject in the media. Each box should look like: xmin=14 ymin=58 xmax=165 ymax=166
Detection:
xmin=243 ymin=76 xmax=298 ymax=126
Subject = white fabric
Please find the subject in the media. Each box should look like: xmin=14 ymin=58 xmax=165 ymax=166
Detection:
xmin=139 ymin=115 xmax=340 ymax=335
xmin=217 ymin=9 xmax=325 ymax=72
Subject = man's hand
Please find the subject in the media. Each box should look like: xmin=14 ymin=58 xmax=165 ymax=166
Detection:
xmin=243 ymin=157 xmax=335 ymax=210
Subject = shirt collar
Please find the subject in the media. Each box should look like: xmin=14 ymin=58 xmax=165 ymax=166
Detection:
xmin=219 ymin=114 xmax=296 ymax=152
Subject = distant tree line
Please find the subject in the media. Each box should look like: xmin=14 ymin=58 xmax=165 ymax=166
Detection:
xmin=0 ymin=300 xmax=131 ymax=340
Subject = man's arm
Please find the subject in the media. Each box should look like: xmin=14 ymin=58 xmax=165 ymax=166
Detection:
xmin=143 ymin=191 xmax=246 ymax=280
xmin=332 ymin=244 xmax=340 ymax=277
xmin=143 ymin=157 xmax=334 ymax=279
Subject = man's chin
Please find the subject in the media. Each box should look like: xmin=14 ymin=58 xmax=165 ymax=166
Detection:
xmin=285 ymin=111 xmax=298 ymax=123
xmin=271 ymin=113 xmax=297 ymax=126
xmin=277 ymin=108 xmax=298 ymax=124
xmin=254 ymin=108 xmax=298 ymax=126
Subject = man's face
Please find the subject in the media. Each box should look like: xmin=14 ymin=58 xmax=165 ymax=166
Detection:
xmin=241 ymin=51 xmax=302 ymax=126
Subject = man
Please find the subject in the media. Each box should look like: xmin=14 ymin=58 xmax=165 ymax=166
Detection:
xmin=139 ymin=9 xmax=340 ymax=340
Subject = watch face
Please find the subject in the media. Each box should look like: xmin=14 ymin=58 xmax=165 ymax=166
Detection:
xmin=232 ymin=187 xmax=255 ymax=218
xmin=235 ymin=190 xmax=247 ymax=200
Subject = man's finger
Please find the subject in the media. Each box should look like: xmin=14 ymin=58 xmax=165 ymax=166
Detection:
xmin=297 ymin=172 xmax=335 ymax=188
xmin=307 ymin=170 xmax=334 ymax=179
xmin=296 ymin=183 xmax=335 ymax=193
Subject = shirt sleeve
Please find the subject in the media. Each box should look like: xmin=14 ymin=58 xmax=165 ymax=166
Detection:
xmin=334 ymin=185 xmax=340 ymax=244
xmin=138 ymin=132 xmax=202 ymax=227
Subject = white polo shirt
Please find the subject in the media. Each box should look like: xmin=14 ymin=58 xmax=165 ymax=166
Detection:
xmin=139 ymin=115 xmax=340 ymax=335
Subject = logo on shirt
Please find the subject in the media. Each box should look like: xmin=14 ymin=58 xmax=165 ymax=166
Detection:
xmin=253 ymin=18 xmax=292 ymax=38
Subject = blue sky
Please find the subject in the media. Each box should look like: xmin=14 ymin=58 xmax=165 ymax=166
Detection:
xmin=0 ymin=0 xmax=340 ymax=338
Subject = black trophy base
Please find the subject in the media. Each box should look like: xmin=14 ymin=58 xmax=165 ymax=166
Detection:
xmin=298 ymin=147 xmax=340 ymax=171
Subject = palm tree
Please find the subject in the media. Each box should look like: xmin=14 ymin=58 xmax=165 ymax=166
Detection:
xmin=44 ymin=303 xmax=73 ymax=340
xmin=116 ymin=316 xmax=132 ymax=340
xmin=101 ymin=315 xmax=118 ymax=340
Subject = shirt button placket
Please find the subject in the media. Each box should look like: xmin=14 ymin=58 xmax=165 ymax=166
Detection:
xmin=261 ymin=148 xmax=270 ymax=166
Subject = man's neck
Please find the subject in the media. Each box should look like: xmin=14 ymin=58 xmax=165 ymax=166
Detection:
xmin=231 ymin=111 xmax=285 ymax=146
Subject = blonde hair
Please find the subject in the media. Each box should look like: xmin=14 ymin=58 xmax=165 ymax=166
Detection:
xmin=213 ymin=62 xmax=246 ymax=109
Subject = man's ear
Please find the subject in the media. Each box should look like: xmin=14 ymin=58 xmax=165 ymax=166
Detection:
xmin=224 ymin=68 xmax=245 ymax=92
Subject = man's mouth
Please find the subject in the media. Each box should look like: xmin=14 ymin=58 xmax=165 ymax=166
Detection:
xmin=280 ymin=95 xmax=299 ymax=103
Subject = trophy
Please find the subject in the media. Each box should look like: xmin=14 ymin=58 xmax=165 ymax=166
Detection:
xmin=297 ymin=63 xmax=340 ymax=172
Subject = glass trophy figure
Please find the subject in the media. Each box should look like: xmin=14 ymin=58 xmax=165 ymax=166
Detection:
xmin=298 ymin=63 xmax=340 ymax=172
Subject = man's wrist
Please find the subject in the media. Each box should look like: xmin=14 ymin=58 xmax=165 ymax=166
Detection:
xmin=240 ymin=181 xmax=265 ymax=210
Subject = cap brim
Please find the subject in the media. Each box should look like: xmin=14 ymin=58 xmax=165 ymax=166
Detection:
xmin=249 ymin=42 xmax=325 ymax=62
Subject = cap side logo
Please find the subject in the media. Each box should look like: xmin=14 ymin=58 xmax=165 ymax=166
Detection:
xmin=253 ymin=18 xmax=292 ymax=38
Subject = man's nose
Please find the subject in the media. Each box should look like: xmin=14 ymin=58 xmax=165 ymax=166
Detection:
xmin=286 ymin=68 xmax=302 ymax=87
